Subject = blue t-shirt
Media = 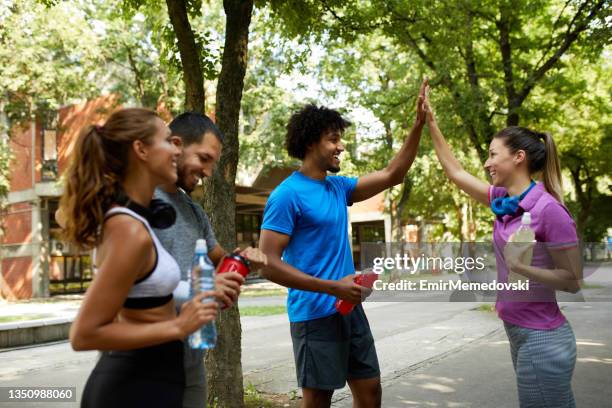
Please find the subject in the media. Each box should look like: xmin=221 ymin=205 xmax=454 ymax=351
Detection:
xmin=261 ymin=171 xmax=358 ymax=322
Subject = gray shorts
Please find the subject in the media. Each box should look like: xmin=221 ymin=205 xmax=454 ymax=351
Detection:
xmin=182 ymin=342 xmax=206 ymax=408
xmin=290 ymin=304 xmax=380 ymax=390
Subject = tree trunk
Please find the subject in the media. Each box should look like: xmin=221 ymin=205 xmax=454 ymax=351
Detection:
xmin=125 ymin=47 xmax=147 ymax=106
xmin=496 ymin=4 xmax=520 ymax=127
xmin=165 ymin=0 xmax=206 ymax=113
xmin=455 ymin=202 xmax=463 ymax=244
xmin=569 ymin=164 xmax=592 ymax=238
xmin=395 ymin=175 xmax=412 ymax=242
xmin=202 ymin=1 xmax=253 ymax=407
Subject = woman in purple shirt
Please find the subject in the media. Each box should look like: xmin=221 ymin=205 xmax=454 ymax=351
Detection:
xmin=423 ymin=88 xmax=582 ymax=407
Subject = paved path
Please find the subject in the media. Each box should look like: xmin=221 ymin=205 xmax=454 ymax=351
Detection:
xmin=0 ymin=265 xmax=610 ymax=407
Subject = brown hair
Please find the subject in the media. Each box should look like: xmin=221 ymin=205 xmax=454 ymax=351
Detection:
xmin=59 ymin=108 xmax=160 ymax=247
xmin=494 ymin=126 xmax=564 ymax=203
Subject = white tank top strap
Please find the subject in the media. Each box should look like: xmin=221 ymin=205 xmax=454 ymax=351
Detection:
xmin=105 ymin=206 xmax=150 ymax=229
xmin=93 ymin=207 xmax=181 ymax=309
xmin=95 ymin=205 xmax=181 ymax=307
xmin=93 ymin=207 xmax=150 ymax=275
xmin=105 ymin=206 xmax=170 ymax=249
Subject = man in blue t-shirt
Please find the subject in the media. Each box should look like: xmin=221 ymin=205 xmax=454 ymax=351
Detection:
xmin=260 ymin=79 xmax=427 ymax=408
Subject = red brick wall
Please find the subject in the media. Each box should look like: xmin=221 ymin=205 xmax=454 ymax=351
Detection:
xmin=8 ymin=122 xmax=42 ymax=192
xmin=0 ymin=202 xmax=32 ymax=245
xmin=351 ymin=192 xmax=386 ymax=214
xmin=9 ymin=94 xmax=178 ymax=192
xmin=0 ymin=202 xmax=33 ymax=299
xmin=57 ymin=94 xmax=122 ymax=175
xmin=1 ymin=257 xmax=32 ymax=300
xmin=3 ymin=94 xmax=163 ymax=300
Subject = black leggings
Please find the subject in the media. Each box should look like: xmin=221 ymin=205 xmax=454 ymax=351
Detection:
xmin=81 ymin=341 xmax=185 ymax=408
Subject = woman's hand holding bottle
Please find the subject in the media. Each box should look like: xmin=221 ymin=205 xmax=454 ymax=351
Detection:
xmin=175 ymin=291 xmax=218 ymax=338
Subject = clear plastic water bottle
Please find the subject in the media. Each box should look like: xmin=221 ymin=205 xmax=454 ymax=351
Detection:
xmin=188 ymin=239 xmax=217 ymax=349
xmin=508 ymin=212 xmax=535 ymax=283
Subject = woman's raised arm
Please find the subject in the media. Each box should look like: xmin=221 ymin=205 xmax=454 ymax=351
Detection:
xmin=424 ymin=89 xmax=490 ymax=206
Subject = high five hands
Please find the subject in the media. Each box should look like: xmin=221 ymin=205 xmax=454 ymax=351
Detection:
xmin=416 ymin=77 xmax=429 ymax=126
xmin=416 ymin=76 xmax=437 ymax=126
xmin=421 ymin=77 xmax=438 ymax=125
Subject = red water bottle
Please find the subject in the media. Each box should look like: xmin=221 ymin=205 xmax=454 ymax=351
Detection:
xmin=335 ymin=272 xmax=379 ymax=315
xmin=217 ymin=253 xmax=250 ymax=310
xmin=217 ymin=253 xmax=250 ymax=279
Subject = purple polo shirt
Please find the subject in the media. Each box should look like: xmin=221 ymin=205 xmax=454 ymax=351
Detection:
xmin=490 ymin=182 xmax=578 ymax=330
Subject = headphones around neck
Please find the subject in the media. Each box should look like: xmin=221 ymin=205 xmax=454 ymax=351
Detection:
xmin=490 ymin=181 xmax=536 ymax=217
xmin=115 ymin=191 xmax=176 ymax=229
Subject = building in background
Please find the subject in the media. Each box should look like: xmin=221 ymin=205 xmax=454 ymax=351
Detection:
xmin=1 ymin=95 xmax=120 ymax=299
xmin=0 ymin=98 xmax=421 ymax=300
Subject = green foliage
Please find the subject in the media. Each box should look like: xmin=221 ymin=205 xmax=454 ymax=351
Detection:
xmin=240 ymin=288 xmax=286 ymax=297
xmin=0 ymin=0 xmax=201 ymax=119
xmin=97 ymin=2 xmax=186 ymax=111
xmin=530 ymin=56 xmax=611 ymax=240
xmin=0 ymin=0 xmax=104 ymax=121
xmin=567 ymin=192 xmax=612 ymax=241
xmin=399 ymin=147 xmax=494 ymax=241
xmin=243 ymin=383 xmax=276 ymax=408
xmin=0 ymin=314 xmax=53 ymax=323
xmin=0 ymin=137 xmax=12 ymax=207
xmin=267 ymin=0 xmax=611 ymax=240
xmin=239 ymin=8 xmax=324 ymax=172
xmin=473 ymin=303 xmax=495 ymax=313
xmin=121 ymin=0 xmax=220 ymax=86
xmin=239 ymin=305 xmax=286 ymax=316
xmin=2 ymin=0 xmax=609 ymax=242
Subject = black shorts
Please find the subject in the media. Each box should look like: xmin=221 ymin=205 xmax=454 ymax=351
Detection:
xmin=290 ymin=304 xmax=380 ymax=390
xmin=81 ymin=341 xmax=185 ymax=408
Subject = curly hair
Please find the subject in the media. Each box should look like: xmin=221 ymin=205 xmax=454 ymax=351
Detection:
xmin=59 ymin=108 xmax=160 ymax=247
xmin=285 ymin=104 xmax=351 ymax=160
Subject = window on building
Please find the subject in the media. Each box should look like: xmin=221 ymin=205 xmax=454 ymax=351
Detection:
xmin=236 ymin=213 xmax=262 ymax=248
xmin=351 ymin=221 xmax=386 ymax=271
xmin=41 ymin=128 xmax=58 ymax=181
xmin=47 ymin=199 xmax=92 ymax=295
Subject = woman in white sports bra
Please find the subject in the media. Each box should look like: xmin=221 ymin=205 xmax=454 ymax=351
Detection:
xmin=60 ymin=108 xmax=217 ymax=407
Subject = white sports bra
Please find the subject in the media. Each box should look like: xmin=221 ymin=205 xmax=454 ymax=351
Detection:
xmin=96 ymin=207 xmax=181 ymax=309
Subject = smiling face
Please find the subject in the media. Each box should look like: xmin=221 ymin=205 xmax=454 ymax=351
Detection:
xmin=176 ymin=131 xmax=222 ymax=193
xmin=484 ymin=137 xmax=526 ymax=187
xmin=140 ymin=117 xmax=181 ymax=185
xmin=307 ymin=128 xmax=345 ymax=173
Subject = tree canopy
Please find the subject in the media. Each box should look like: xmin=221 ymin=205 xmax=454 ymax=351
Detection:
xmin=0 ymin=2 xmax=610 ymax=402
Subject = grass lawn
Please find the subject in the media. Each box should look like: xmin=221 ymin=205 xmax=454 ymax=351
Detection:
xmin=241 ymin=289 xmax=287 ymax=298
xmin=581 ymin=283 xmax=605 ymax=289
xmin=472 ymin=303 xmax=495 ymax=312
xmin=244 ymin=384 xmax=300 ymax=408
xmin=239 ymin=305 xmax=286 ymax=317
xmin=0 ymin=314 xmax=53 ymax=323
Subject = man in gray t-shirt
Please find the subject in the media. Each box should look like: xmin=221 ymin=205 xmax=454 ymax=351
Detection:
xmin=154 ymin=187 xmax=218 ymax=282
xmin=154 ymin=112 xmax=266 ymax=408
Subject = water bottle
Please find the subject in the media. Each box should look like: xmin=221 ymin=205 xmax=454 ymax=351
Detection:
xmin=335 ymin=272 xmax=379 ymax=315
xmin=217 ymin=253 xmax=250 ymax=309
xmin=508 ymin=212 xmax=535 ymax=283
xmin=188 ymin=239 xmax=217 ymax=349
xmin=218 ymin=253 xmax=250 ymax=279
